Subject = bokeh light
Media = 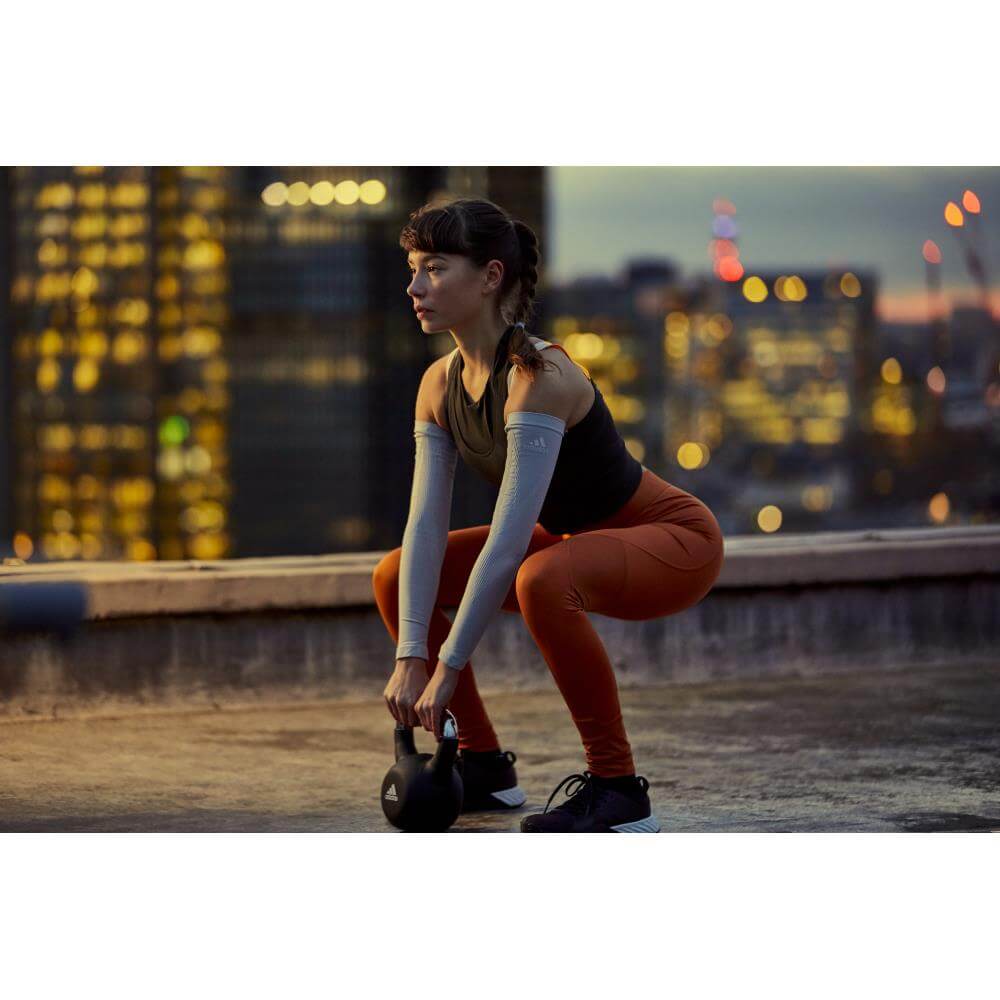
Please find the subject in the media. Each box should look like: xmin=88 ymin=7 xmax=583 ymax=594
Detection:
xmin=757 ymin=505 xmax=782 ymax=533
xmin=839 ymin=272 xmax=861 ymax=298
xmin=928 ymin=492 xmax=950 ymax=523
xmin=743 ymin=276 xmax=768 ymax=302
xmin=334 ymin=180 xmax=360 ymax=205
xmin=310 ymin=181 xmax=335 ymax=206
xmin=359 ymin=179 xmax=387 ymax=204
xmin=717 ymin=257 xmax=743 ymax=281
xmin=261 ymin=182 xmax=288 ymax=206
xmin=286 ymin=181 xmax=311 ymax=206
xmin=881 ymin=357 xmax=902 ymax=384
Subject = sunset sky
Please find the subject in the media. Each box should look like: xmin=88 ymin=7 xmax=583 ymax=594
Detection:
xmin=550 ymin=166 xmax=1000 ymax=324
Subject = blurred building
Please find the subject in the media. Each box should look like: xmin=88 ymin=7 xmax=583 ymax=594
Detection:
xmin=0 ymin=165 xmax=546 ymax=563
xmin=698 ymin=269 xmax=877 ymax=532
xmin=547 ymin=265 xmax=877 ymax=534
xmin=869 ymin=308 xmax=1000 ymax=524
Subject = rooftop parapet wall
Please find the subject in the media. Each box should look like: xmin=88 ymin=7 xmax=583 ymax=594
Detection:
xmin=1 ymin=525 xmax=998 ymax=721
xmin=2 ymin=525 xmax=998 ymax=621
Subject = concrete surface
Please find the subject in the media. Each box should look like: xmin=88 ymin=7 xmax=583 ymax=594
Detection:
xmin=1 ymin=662 xmax=998 ymax=832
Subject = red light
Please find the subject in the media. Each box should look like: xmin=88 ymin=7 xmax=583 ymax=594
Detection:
xmin=716 ymin=257 xmax=744 ymax=282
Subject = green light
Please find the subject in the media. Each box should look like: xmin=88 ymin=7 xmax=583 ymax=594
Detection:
xmin=159 ymin=415 xmax=190 ymax=446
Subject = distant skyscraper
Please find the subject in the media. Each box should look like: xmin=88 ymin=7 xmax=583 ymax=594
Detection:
xmin=0 ymin=165 xmax=546 ymax=563
xmin=224 ymin=166 xmax=546 ymax=554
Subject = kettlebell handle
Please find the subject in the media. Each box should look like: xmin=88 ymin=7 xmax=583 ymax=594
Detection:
xmin=394 ymin=709 xmax=459 ymax=740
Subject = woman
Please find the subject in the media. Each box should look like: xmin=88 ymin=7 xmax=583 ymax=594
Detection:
xmin=372 ymin=197 xmax=725 ymax=833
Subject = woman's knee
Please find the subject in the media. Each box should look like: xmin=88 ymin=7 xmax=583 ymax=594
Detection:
xmin=514 ymin=546 xmax=570 ymax=607
xmin=372 ymin=547 xmax=402 ymax=597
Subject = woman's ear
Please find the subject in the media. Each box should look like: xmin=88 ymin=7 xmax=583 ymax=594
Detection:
xmin=483 ymin=258 xmax=504 ymax=292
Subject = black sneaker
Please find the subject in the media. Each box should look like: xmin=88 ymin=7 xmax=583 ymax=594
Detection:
xmin=520 ymin=771 xmax=661 ymax=833
xmin=456 ymin=749 xmax=527 ymax=812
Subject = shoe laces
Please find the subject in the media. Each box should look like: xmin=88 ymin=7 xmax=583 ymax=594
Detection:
xmin=542 ymin=771 xmax=614 ymax=817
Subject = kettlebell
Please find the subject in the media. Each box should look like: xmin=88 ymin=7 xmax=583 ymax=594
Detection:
xmin=381 ymin=709 xmax=463 ymax=832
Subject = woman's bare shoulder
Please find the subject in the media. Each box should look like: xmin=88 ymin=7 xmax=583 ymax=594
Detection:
xmin=504 ymin=345 xmax=591 ymax=426
xmin=415 ymin=351 xmax=455 ymax=428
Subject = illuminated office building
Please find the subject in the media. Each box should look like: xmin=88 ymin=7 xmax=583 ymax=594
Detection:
xmin=1 ymin=166 xmax=234 ymax=563
xmin=0 ymin=165 xmax=545 ymax=562
xmin=224 ymin=166 xmax=546 ymax=555
xmin=673 ymin=269 xmax=877 ymax=531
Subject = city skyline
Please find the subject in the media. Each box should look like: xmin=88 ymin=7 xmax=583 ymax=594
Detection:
xmin=550 ymin=166 xmax=1000 ymax=322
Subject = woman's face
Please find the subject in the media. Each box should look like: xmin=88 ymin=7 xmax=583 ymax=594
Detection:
xmin=406 ymin=250 xmax=501 ymax=332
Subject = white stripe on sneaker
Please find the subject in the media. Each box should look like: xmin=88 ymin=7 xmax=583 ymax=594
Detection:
xmin=491 ymin=786 xmax=527 ymax=807
xmin=610 ymin=814 xmax=661 ymax=833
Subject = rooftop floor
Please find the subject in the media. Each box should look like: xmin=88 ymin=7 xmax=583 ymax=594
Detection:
xmin=1 ymin=661 xmax=997 ymax=832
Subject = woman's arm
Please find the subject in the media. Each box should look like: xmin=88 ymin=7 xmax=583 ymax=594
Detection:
xmin=395 ymin=419 xmax=458 ymax=662
xmin=435 ymin=409 xmax=565 ymax=670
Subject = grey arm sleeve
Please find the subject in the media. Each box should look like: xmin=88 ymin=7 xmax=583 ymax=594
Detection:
xmin=394 ymin=420 xmax=458 ymax=663
xmin=437 ymin=411 xmax=566 ymax=671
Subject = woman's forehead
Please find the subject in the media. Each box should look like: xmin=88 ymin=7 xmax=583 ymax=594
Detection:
xmin=407 ymin=251 xmax=450 ymax=263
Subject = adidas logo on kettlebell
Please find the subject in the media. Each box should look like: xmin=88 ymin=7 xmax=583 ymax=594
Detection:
xmin=384 ymin=783 xmax=398 ymax=802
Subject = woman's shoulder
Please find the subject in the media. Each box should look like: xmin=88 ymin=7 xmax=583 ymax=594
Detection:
xmin=415 ymin=353 xmax=454 ymax=430
xmin=505 ymin=338 xmax=593 ymax=425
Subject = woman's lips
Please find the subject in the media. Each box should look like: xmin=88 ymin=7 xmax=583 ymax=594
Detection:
xmin=416 ymin=309 xmax=432 ymax=317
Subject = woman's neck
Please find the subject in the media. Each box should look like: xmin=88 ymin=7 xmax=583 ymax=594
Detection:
xmin=452 ymin=318 xmax=511 ymax=379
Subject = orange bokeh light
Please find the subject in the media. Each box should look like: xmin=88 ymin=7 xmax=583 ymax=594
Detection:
xmin=944 ymin=202 xmax=964 ymax=227
xmin=922 ymin=240 xmax=942 ymax=264
xmin=962 ymin=190 xmax=981 ymax=213
xmin=717 ymin=256 xmax=744 ymax=281
xmin=712 ymin=197 xmax=736 ymax=215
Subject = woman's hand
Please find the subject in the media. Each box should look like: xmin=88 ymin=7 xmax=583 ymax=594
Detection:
xmin=383 ymin=658 xmax=429 ymax=728
xmin=414 ymin=661 xmax=460 ymax=737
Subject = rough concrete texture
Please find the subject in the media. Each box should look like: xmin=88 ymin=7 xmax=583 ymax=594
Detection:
xmin=1 ymin=662 xmax=997 ymax=833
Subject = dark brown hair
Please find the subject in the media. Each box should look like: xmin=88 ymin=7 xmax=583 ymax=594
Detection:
xmin=398 ymin=197 xmax=556 ymax=381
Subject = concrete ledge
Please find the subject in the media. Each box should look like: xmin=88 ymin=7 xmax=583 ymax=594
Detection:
xmin=1 ymin=524 xmax=998 ymax=621
xmin=1 ymin=526 xmax=997 ymax=722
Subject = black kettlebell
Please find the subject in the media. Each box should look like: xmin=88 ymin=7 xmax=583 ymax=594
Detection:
xmin=381 ymin=709 xmax=463 ymax=832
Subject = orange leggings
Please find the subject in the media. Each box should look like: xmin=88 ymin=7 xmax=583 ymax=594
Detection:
xmin=372 ymin=466 xmax=725 ymax=777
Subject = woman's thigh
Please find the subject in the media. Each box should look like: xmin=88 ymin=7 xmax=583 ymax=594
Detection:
xmin=432 ymin=523 xmax=565 ymax=612
xmin=550 ymin=478 xmax=726 ymax=621
xmin=561 ymin=521 xmax=724 ymax=620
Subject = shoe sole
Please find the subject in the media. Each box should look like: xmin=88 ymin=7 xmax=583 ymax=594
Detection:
xmin=519 ymin=812 xmax=663 ymax=832
xmin=491 ymin=786 xmax=527 ymax=808
xmin=610 ymin=814 xmax=661 ymax=833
